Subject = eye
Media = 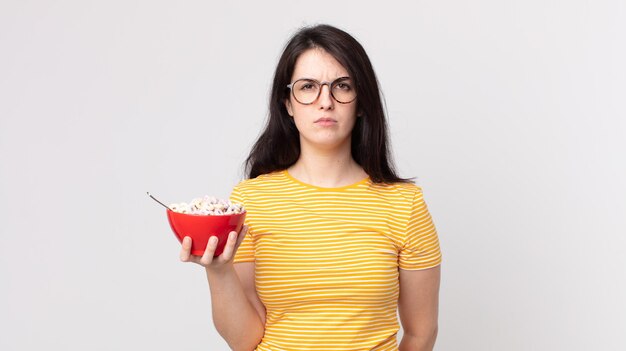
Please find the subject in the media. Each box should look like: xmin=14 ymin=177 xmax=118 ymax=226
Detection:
xmin=335 ymin=82 xmax=352 ymax=91
xmin=295 ymin=80 xmax=319 ymax=91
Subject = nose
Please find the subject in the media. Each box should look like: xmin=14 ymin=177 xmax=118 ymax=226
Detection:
xmin=318 ymin=83 xmax=334 ymax=110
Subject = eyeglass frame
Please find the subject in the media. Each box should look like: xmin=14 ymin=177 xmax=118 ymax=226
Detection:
xmin=286 ymin=76 xmax=357 ymax=105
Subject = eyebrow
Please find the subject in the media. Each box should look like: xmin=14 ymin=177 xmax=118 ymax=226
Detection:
xmin=294 ymin=76 xmax=352 ymax=82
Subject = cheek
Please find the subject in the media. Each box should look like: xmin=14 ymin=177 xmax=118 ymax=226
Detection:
xmin=346 ymin=117 xmax=358 ymax=134
xmin=343 ymin=106 xmax=359 ymax=125
xmin=291 ymin=112 xmax=308 ymax=132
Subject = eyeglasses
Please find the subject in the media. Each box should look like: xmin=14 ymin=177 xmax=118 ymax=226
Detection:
xmin=286 ymin=77 xmax=357 ymax=105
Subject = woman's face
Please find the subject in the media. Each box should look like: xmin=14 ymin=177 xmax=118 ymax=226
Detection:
xmin=285 ymin=48 xmax=358 ymax=152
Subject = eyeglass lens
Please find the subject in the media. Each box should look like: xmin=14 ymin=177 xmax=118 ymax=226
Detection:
xmin=291 ymin=78 xmax=356 ymax=104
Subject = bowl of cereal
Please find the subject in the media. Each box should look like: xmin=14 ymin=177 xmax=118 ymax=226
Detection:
xmin=153 ymin=194 xmax=246 ymax=257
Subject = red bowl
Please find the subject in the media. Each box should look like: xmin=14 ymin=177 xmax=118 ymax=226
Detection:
xmin=166 ymin=209 xmax=246 ymax=257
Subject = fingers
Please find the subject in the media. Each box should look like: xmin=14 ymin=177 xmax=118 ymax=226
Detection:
xmin=180 ymin=236 xmax=193 ymax=262
xmin=200 ymin=236 xmax=218 ymax=265
xmin=219 ymin=226 xmax=248 ymax=261
xmin=219 ymin=231 xmax=238 ymax=261
xmin=180 ymin=227 xmax=248 ymax=266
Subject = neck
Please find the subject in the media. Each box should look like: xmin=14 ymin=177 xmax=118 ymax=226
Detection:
xmin=288 ymin=138 xmax=366 ymax=188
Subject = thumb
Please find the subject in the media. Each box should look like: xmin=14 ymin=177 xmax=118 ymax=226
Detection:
xmin=234 ymin=225 xmax=248 ymax=249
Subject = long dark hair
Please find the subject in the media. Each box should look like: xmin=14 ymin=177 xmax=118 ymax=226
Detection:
xmin=244 ymin=24 xmax=413 ymax=184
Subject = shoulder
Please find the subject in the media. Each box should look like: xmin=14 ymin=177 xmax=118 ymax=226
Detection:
xmin=368 ymin=180 xmax=424 ymax=203
xmin=232 ymin=170 xmax=287 ymax=194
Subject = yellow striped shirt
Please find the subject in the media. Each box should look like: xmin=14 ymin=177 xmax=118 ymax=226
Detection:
xmin=230 ymin=170 xmax=441 ymax=351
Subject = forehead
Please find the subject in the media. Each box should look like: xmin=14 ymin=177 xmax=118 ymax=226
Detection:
xmin=291 ymin=48 xmax=349 ymax=80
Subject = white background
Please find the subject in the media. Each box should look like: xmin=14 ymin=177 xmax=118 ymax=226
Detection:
xmin=1 ymin=1 xmax=625 ymax=350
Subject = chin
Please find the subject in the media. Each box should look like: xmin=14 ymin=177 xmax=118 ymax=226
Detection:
xmin=302 ymin=136 xmax=350 ymax=150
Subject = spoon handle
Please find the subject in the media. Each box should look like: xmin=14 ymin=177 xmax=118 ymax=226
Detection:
xmin=147 ymin=192 xmax=172 ymax=211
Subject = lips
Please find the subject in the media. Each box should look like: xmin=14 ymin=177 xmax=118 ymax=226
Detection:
xmin=315 ymin=117 xmax=337 ymax=123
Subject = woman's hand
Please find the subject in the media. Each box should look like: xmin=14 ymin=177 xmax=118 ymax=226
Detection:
xmin=179 ymin=225 xmax=248 ymax=271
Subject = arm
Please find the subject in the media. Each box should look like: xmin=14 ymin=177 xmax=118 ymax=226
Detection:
xmin=180 ymin=227 xmax=265 ymax=351
xmin=398 ymin=265 xmax=441 ymax=351
xmin=206 ymin=263 xmax=265 ymax=351
xmin=233 ymin=262 xmax=266 ymax=327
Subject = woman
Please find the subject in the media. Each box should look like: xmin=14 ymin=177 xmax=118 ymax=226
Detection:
xmin=180 ymin=24 xmax=442 ymax=351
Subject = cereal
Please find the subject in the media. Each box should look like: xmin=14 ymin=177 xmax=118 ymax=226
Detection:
xmin=169 ymin=196 xmax=244 ymax=215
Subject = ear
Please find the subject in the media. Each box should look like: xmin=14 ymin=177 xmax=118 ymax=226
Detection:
xmin=285 ymin=99 xmax=294 ymax=117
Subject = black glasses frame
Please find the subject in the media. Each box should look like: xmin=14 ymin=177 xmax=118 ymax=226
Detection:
xmin=286 ymin=76 xmax=357 ymax=105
